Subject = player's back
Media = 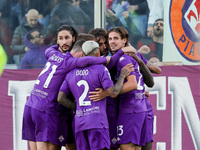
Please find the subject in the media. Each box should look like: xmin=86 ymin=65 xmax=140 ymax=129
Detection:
xmin=26 ymin=46 xmax=73 ymax=114
xmin=66 ymin=64 xmax=113 ymax=132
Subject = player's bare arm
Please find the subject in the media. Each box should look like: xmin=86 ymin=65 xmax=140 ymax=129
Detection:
xmin=89 ymin=63 xmax=134 ymax=101
xmin=57 ymin=92 xmax=76 ymax=111
xmin=132 ymin=53 xmax=154 ymax=87
xmin=121 ymin=45 xmax=137 ymax=54
xmin=146 ymin=61 xmax=162 ymax=74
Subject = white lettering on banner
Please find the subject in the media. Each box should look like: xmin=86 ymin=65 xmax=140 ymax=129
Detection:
xmin=168 ymin=77 xmax=200 ymax=150
xmin=146 ymin=76 xmax=166 ymax=150
xmin=146 ymin=76 xmax=166 ymax=110
xmin=8 ymin=80 xmax=35 ymax=150
xmin=157 ymin=142 xmax=166 ymax=150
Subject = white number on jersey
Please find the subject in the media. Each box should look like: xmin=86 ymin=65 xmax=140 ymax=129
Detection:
xmin=137 ymin=65 xmax=144 ymax=90
xmin=117 ymin=125 xmax=124 ymax=136
xmin=77 ymin=80 xmax=91 ymax=106
xmin=35 ymin=62 xmax=58 ymax=88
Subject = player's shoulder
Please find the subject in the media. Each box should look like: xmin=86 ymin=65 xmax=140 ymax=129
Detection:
xmin=90 ymin=64 xmax=108 ymax=72
xmin=119 ymin=54 xmax=134 ymax=62
xmin=137 ymin=52 xmax=148 ymax=64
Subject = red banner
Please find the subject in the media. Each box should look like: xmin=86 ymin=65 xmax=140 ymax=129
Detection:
xmin=0 ymin=66 xmax=200 ymax=150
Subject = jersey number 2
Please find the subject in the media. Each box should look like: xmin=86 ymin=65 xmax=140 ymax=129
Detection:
xmin=77 ymin=80 xmax=91 ymax=106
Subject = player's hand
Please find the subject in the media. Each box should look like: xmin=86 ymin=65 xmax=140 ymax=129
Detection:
xmin=138 ymin=45 xmax=150 ymax=54
xmin=89 ymin=88 xmax=106 ymax=101
xmin=105 ymin=56 xmax=111 ymax=66
xmin=130 ymin=53 xmax=143 ymax=64
xmin=122 ymin=45 xmax=137 ymax=54
xmin=120 ymin=63 xmax=134 ymax=78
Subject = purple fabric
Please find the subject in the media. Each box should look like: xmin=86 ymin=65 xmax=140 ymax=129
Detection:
xmin=137 ymin=51 xmax=148 ymax=65
xmin=60 ymin=65 xmax=114 ymax=132
xmin=116 ymin=54 xmax=147 ymax=113
xmin=107 ymin=49 xmax=124 ymax=70
xmin=75 ymin=128 xmax=110 ymax=150
xmin=117 ymin=112 xmax=147 ymax=146
xmin=108 ymin=115 xmax=120 ymax=148
xmin=25 ymin=45 xmax=107 ymax=116
xmin=141 ymin=97 xmax=154 ymax=145
xmin=22 ymin=105 xmax=72 ymax=146
xmin=20 ymin=32 xmax=49 ymax=69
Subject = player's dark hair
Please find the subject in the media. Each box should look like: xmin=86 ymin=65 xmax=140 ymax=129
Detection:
xmin=76 ymin=33 xmax=96 ymax=41
xmin=153 ymin=19 xmax=164 ymax=27
xmin=56 ymin=25 xmax=78 ymax=40
xmin=27 ymin=29 xmax=40 ymax=41
xmin=107 ymin=27 xmax=129 ymax=46
xmin=88 ymin=28 xmax=107 ymax=43
xmin=72 ymin=39 xmax=86 ymax=52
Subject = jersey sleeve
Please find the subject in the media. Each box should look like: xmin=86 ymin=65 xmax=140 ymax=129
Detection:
xmin=118 ymin=55 xmax=137 ymax=76
xmin=107 ymin=49 xmax=124 ymax=70
xmin=45 ymin=45 xmax=59 ymax=59
xmin=65 ymin=56 xmax=107 ymax=73
xmin=59 ymin=74 xmax=71 ymax=95
xmin=99 ymin=66 xmax=114 ymax=90
xmin=137 ymin=52 xmax=148 ymax=65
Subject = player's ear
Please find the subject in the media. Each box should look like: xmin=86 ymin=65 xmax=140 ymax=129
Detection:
xmin=80 ymin=51 xmax=84 ymax=57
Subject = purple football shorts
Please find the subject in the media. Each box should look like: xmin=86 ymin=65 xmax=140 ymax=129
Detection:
xmin=141 ymin=109 xmax=154 ymax=145
xmin=108 ymin=115 xmax=120 ymax=149
xmin=75 ymin=128 xmax=110 ymax=150
xmin=117 ymin=112 xmax=147 ymax=146
xmin=22 ymin=105 xmax=74 ymax=146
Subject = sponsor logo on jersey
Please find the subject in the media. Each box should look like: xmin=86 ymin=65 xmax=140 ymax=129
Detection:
xmin=169 ymin=0 xmax=200 ymax=62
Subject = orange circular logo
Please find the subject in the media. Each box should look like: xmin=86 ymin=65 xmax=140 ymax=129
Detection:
xmin=170 ymin=0 xmax=200 ymax=62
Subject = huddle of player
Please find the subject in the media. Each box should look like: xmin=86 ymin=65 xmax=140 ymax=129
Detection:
xmin=22 ymin=25 xmax=161 ymax=150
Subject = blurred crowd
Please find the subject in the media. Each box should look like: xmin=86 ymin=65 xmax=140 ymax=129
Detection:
xmin=0 ymin=0 xmax=164 ymax=69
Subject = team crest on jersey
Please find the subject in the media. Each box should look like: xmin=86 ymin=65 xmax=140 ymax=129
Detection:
xmin=111 ymin=137 xmax=118 ymax=144
xmin=119 ymin=56 xmax=125 ymax=62
xmin=58 ymin=135 xmax=64 ymax=142
xmin=169 ymin=0 xmax=200 ymax=62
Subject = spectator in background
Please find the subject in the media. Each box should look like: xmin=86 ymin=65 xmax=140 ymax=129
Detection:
xmin=26 ymin=0 xmax=56 ymax=27
xmin=125 ymin=0 xmax=149 ymax=36
xmin=19 ymin=30 xmax=49 ymax=69
xmin=150 ymin=19 xmax=164 ymax=61
xmin=45 ymin=0 xmax=90 ymax=45
xmin=135 ymin=19 xmax=164 ymax=62
xmin=10 ymin=9 xmax=47 ymax=67
xmin=147 ymin=0 xmax=164 ymax=27
xmin=106 ymin=0 xmax=149 ymax=47
xmin=147 ymin=25 xmax=153 ymax=38
xmin=79 ymin=0 xmax=94 ymax=32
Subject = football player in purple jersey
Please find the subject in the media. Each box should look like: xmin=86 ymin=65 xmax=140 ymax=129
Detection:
xmin=89 ymin=27 xmax=140 ymax=150
xmin=58 ymin=41 xmax=134 ymax=150
xmin=107 ymin=27 xmax=159 ymax=150
xmin=89 ymin=27 xmax=158 ymax=150
xmin=22 ymin=25 xmax=113 ymax=150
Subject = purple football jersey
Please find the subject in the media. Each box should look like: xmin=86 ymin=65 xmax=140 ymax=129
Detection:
xmin=116 ymin=54 xmax=147 ymax=113
xmin=60 ymin=64 xmax=114 ymax=132
xmin=25 ymin=45 xmax=107 ymax=116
